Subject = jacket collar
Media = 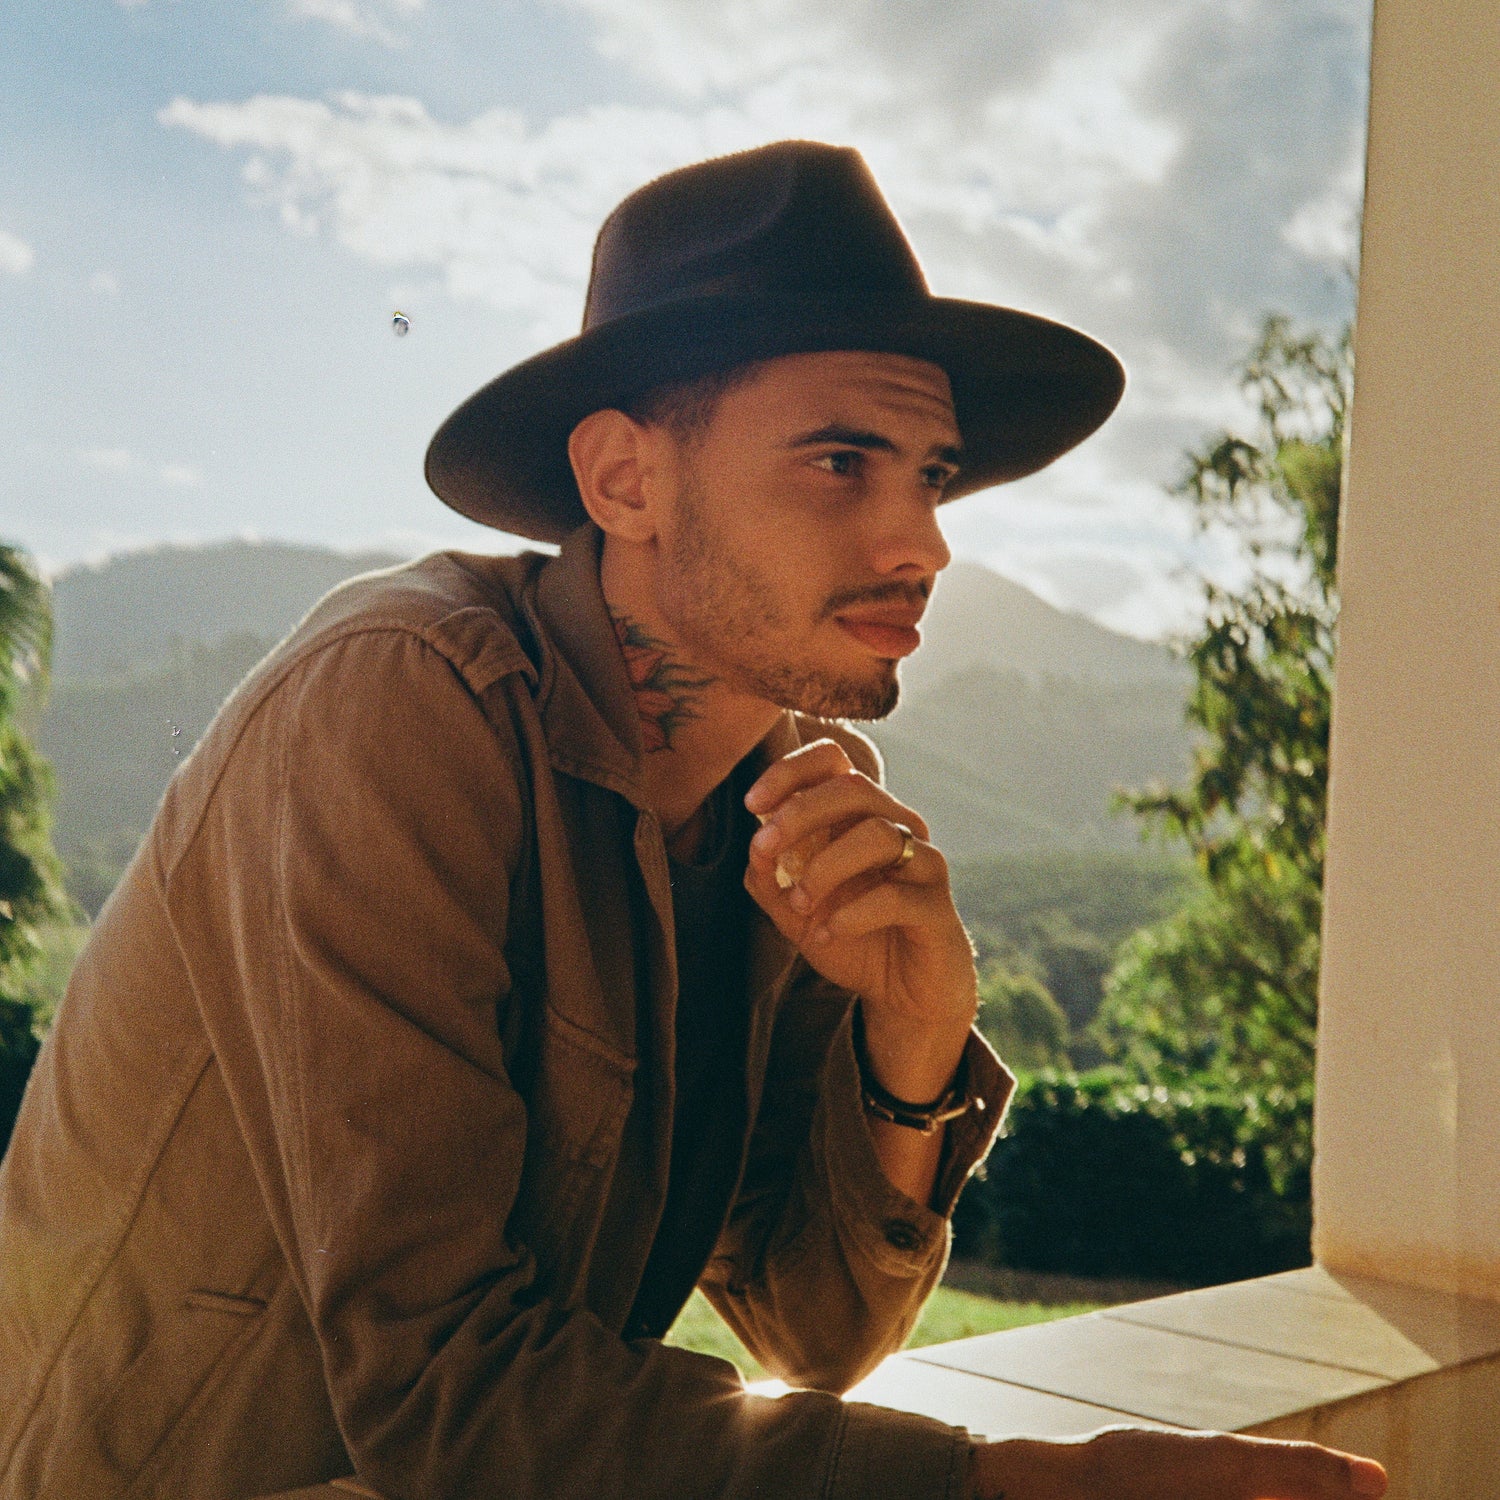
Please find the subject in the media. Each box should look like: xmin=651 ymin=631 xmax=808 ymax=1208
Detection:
xmin=526 ymin=523 xmax=647 ymax=803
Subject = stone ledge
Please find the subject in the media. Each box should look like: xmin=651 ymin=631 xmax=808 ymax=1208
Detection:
xmin=820 ymin=1266 xmax=1500 ymax=1500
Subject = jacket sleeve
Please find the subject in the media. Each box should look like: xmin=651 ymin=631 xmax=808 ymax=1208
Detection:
xmin=167 ymin=626 xmax=976 ymax=1500
xmin=698 ymin=716 xmax=1014 ymax=1395
xmin=700 ymin=969 xmax=1012 ymax=1394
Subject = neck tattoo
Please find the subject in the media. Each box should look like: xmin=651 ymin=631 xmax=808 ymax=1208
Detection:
xmin=611 ymin=613 xmax=715 ymax=753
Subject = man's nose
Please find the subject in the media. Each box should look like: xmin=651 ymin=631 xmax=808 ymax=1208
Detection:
xmin=867 ymin=488 xmax=952 ymax=578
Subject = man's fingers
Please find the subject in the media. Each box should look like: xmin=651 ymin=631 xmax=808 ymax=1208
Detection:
xmin=743 ymin=738 xmax=853 ymax=816
xmin=749 ymin=770 xmax=929 ymax=862
xmin=806 ymin=873 xmax=948 ymax=945
xmin=1207 ymin=1431 xmax=1390 ymax=1500
xmin=1188 ymin=1430 xmax=1387 ymax=1499
xmin=1242 ymin=1440 xmax=1387 ymax=1499
xmin=788 ymin=817 xmax=939 ymax=914
xmin=1346 ymin=1455 xmax=1389 ymax=1497
xmin=976 ymin=1430 xmax=1387 ymax=1500
xmin=1062 ymin=1429 xmax=1390 ymax=1500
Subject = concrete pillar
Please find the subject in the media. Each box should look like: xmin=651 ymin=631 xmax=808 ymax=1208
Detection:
xmin=1314 ymin=0 xmax=1500 ymax=1300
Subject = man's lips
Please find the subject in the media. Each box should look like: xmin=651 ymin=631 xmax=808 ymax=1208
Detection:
xmin=834 ymin=613 xmax=924 ymax=658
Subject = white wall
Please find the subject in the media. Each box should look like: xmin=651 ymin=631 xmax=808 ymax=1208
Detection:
xmin=1314 ymin=0 xmax=1500 ymax=1300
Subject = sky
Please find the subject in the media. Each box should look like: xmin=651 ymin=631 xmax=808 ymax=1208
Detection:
xmin=2 ymin=0 xmax=1369 ymax=640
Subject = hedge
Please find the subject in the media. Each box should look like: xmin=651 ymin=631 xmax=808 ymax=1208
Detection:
xmin=953 ymin=1069 xmax=1312 ymax=1286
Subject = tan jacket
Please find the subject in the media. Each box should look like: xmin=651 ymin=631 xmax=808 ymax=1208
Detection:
xmin=0 ymin=526 xmax=1011 ymax=1500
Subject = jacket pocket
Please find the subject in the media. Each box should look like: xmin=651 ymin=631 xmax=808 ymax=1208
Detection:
xmin=183 ymin=1289 xmax=269 ymax=1316
xmin=508 ymin=1004 xmax=634 ymax=1283
xmin=84 ymin=1287 xmax=270 ymax=1483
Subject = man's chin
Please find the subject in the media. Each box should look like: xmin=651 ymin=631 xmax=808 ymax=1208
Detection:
xmin=785 ymin=669 xmax=900 ymax=723
xmin=721 ymin=650 xmax=901 ymax=723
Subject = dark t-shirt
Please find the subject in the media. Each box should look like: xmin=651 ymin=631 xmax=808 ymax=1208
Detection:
xmin=623 ymin=773 xmax=756 ymax=1342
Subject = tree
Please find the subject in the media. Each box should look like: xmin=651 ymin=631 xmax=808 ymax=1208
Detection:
xmin=1096 ymin=315 xmax=1351 ymax=1100
xmin=975 ymin=961 xmax=1070 ymax=1074
xmin=0 ymin=543 xmax=68 ymax=1149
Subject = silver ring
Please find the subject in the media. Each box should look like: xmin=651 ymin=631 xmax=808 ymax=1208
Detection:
xmin=890 ymin=822 xmax=917 ymax=871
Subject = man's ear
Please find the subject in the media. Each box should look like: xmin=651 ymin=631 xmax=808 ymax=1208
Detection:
xmin=568 ymin=408 xmax=664 ymax=544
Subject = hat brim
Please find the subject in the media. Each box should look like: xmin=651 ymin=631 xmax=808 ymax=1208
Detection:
xmin=425 ymin=294 xmax=1125 ymax=543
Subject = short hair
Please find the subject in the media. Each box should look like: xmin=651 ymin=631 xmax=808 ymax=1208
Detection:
xmin=622 ymin=362 xmax=763 ymax=448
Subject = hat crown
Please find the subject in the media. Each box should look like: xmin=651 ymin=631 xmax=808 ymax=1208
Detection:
xmin=582 ymin=141 xmax=929 ymax=331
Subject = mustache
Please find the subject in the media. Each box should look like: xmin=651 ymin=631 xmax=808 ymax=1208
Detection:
xmin=818 ymin=578 xmax=932 ymax=619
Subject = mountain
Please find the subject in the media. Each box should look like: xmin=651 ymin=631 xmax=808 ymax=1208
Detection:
xmin=865 ymin=666 xmax=1196 ymax=859
xmin=863 ymin=562 xmax=1193 ymax=859
xmin=897 ymin=561 xmax=1187 ymax=699
xmin=37 ymin=539 xmax=1195 ymax=905
xmin=39 ymin=635 xmax=274 ymax=914
xmin=49 ymin=539 xmax=408 ymax=680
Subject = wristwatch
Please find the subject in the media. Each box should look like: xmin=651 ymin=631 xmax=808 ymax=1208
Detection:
xmin=853 ymin=1008 xmax=978 ymax=1135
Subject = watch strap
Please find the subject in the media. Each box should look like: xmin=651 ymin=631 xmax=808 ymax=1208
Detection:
xmin=853 ymin=1006 xmax=977 ymax=1134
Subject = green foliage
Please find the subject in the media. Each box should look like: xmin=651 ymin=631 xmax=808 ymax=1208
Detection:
xmin=953 ymin=851 xmax=1196 ymax=1042
xmin=0 ymin=996 xmax=42 ymax=1153
xmin=953 ymin=1069 xmax=1311 ymax=1285
xmin=1101 ymin=845 xmax=1321 ymax=1090
xmin=976 ymin=962 xmax=1070 ymax=1073
xmin=0 ymin=545 xmax=68 ymax=972
xmin=1098 ymin=315 xmax=1350 ymax=1097
xmin=0 ymin=543 xmax=70 ymax=1152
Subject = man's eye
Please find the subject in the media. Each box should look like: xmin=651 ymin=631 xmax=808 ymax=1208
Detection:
xmin=923 ymin=464 xmax=959 ymax=491
xmin=814 ymin=451 xmax=861 ymax=477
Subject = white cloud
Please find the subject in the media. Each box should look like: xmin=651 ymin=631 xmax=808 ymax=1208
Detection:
xmin=78 ymin=448 xmax=205 ymax=489
xmin=555 ymin=0 xmax=843 ymax=101
xmin=159 ymin=0 xmax=1364 ymax=358
xmin=286 ymin=0 xmax=423 ymax=48
xmin=1282 ymin=142 xmax=1366 ymax=267
xmin=162 ymin=91 xmax=759 ymax=342
xmin=0 ymin=229 xmax=35 ymax=276
xmin=157 ymin=20 xmax=1184 ymax=342
xmin=79 ymin=447 xmax=136 ymax=474
xmin=89 ymin=270 xmax=120 ymax=295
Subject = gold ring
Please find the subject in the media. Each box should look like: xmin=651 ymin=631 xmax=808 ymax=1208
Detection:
xmin=890 ymin=822 xmax=917 ymax=871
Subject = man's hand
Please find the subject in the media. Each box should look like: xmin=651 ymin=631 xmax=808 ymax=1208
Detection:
xmin=744 ymin=738 xmax=976 ymax=1105
xmin=970 ymin=1427 xmax=1388 ymax=1499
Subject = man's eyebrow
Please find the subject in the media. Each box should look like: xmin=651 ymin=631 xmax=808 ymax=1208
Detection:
xmin=786 ymin=423 xmax=965 ymax=465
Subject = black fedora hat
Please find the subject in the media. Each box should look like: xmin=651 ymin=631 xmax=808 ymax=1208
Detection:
xmin=425 ymin=140 xmax=1125 ymax=542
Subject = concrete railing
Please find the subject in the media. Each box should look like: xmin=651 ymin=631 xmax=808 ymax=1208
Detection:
xmin=834 ymin=1269 xmax=1500 ymax=1500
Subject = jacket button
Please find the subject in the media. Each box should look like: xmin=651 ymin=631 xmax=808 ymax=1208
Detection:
xmin=882 ymin=1218 xmax=923 ymax=1252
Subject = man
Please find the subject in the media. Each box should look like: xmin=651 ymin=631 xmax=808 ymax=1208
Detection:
xmin=0 ymin=142 xmax=1384 ymax=1499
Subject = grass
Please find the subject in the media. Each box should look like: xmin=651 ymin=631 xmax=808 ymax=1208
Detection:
xmin=663 ymin=1284 xmax=1100 ymax=1383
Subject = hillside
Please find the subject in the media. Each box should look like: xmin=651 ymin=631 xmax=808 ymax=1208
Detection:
xmin=50 ymin=539 xmax=407 ymax=679
xmin=38 ymin=539 xmax=1196 ymax=908
xmin=38 ymin=635 xmax=274 ymax=913
xmin=898 ymin=561 xmax=1188 ymax=698
xmin=867 ymin=664 xmax=1197 ymax=858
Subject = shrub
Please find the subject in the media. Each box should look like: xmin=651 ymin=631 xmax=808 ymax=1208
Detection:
xmin=954 ymin=1068 xmax=1311 ymax=1286
xmin=976 ymin=963 xmax=1070 ymax=1073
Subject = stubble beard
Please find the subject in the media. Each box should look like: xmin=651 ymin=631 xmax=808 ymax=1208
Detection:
xmin=660 ymin=470 xmax=902 ymax=722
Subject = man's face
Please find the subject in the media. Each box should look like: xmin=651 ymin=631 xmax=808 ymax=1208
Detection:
xmin=652 ymin=350 xmax=960 ymax=721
